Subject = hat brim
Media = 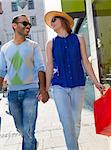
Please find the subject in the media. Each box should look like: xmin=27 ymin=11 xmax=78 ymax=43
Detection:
xmin=44 ymin=11 xmax=74 ymax=28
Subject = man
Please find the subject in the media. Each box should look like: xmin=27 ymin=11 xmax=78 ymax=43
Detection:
xmin=0 ymin=14 xmax=49 ymax=150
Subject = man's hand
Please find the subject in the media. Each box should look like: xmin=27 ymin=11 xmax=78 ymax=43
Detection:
xmin=0 ymin=77 xmax=4 ymax=91
xmin=38 ymin=89 xmax=49 ymax=103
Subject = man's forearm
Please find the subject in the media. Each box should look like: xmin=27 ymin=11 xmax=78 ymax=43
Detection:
xmin=38 ymin=71 xmax=49 ymax=103
xmin=38 ymin=71 xmax=46 ymax=91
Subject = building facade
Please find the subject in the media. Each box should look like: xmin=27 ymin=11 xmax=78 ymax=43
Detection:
xmin=0 ymin=0 xmax=47 ymax=52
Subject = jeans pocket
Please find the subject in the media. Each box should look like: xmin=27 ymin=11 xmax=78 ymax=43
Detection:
xmin=8 ymin=91 xmax=18 ymax=102
xmin=79 ymin=86 xmax=85 ymax=89
xmin=25 ymin=88 xmax=38 ymax=98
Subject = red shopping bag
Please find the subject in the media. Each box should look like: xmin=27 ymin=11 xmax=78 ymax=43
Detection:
xmin=94 ymin=87 xmax=111 ymax=136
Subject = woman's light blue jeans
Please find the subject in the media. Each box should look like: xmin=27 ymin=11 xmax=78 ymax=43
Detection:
xmin=52 ymin=85 xmax=85 ymax=150
xmin=8 ymin=88 xmax=38 ymax=150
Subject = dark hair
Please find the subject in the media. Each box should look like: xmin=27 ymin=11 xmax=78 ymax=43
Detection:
xmin=12 ymin=14 xmax=27 ymax=24
xmin=59 ymin=17 xmax=72 ymax=34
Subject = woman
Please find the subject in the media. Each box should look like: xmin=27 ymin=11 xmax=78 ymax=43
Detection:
xmin=44 ymin=11 xmax=104 ymax=150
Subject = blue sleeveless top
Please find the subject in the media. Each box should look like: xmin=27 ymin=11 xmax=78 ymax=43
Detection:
xmin=51 ymin=33 xmax=85 ymax=88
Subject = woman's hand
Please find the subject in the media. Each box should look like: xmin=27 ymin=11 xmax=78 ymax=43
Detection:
xmin=95 ymin=82 xmax=105 ymax=94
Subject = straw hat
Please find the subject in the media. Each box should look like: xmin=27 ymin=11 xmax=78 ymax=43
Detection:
xmin=44 ymin=11 xmax=74 ymax=28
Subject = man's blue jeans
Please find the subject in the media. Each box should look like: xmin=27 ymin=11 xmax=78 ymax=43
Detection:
xmin=8 ymin=88 xmax=38 ymax=150
xmin=52 ymin=85 xmax=85 ymax=150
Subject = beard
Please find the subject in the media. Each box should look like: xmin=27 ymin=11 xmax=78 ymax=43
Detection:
xmin=17 ymin=29 xmax=29 ymax=37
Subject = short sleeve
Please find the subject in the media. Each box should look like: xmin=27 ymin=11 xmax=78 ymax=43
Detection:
xmin=33 ymin=44 xmax=46 ymax=72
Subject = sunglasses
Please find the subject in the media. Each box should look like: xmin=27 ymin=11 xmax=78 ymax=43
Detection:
xmin=17 ymin=21 xmax=32 ymax=28
xmin=51 ymin=16 xmax=61 ymax=23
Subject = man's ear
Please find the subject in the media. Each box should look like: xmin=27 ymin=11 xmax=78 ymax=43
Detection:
xmin=12 ymin=23 xmax=17 ymax=30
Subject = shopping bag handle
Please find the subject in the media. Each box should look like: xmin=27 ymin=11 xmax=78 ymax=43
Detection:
xmin=101 ymin=87 xmax=110 ymax=96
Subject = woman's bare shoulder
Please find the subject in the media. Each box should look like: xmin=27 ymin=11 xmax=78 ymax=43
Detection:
xmin=46 ymin=40 xmax=52 ymax=49
xmin=76 ymin=34 xmax=85 ymax=44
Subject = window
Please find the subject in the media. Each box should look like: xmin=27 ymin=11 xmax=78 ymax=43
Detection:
xmin=30 ymin=16 xmax=36 ymax=26
xmin=93 ymin=1 xmax=111 ymax=84
xmin=0 ymin=41 xmax=2 ymax=50
xmin=18 ymin=0 xmax=27 ymax=9
xmin=11 ymin=2 xmax=18 ymax=11
xmin=0 ymin=2 xmax=3 ymax=14
xmin=28 ymin=0 xmax=34 ymax=10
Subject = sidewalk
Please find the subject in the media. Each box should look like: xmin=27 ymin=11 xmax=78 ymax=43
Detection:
xmin=0 ymin=95 xmax=110 ymax=150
